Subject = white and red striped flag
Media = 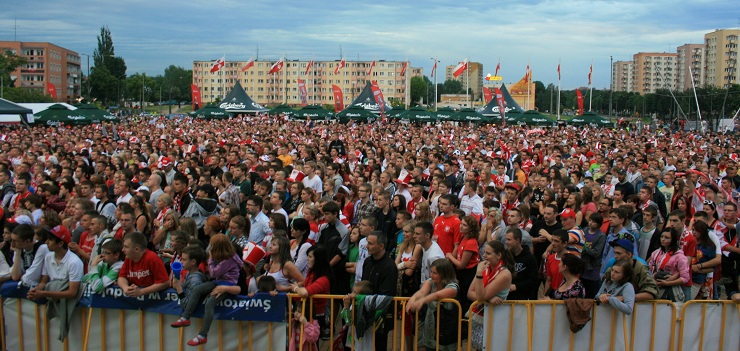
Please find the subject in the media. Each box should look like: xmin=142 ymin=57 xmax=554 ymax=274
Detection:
xmin=431 ymin=60 xmax=437 ymax=78
xmin=495 ymin=61 xmax=500 ymax=77
xmin=366 ymin=60 xmax=376 ymax=75
xmin=305 ymin=59 xmax=314 ymax=75
xmin=333 ymin=58 xmax=346 ymax=75
xmin=588 ymin=64 xmax=593 ymax=85
xmin=241 ymin=57 xmax=254 ymax=72
xmin=452 ymin=59 xmax=468 ymax=77
xmin=400 ymin=61 xmax=408 ymax=76
xmin=268 ymin=57 xmax=284 ymax=75
xmin=210 ymin=56 xmax=225 ymax=73
xmin=524 ymin=64 xmax=530 ymax=83
xmin=557 ymin=64 xmax=561 ymax=80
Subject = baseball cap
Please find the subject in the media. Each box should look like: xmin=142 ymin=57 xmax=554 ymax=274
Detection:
xmin=504 ymin=183 xmax=521 ymax=193
xmin=49 ymin=225 xmax=72 ymax=244
xmin=609 ymin=239 xmax=634 ymax=254
xmin=559 ymin=208 xmax=576 ymax=219
xmin=158 ymin=157 xmax=173 ymax=169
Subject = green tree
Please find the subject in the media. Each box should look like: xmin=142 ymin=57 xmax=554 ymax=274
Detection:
xmin=125 ymin=73 xmax=157 ymax=109
xmin=163 ymin=65 xmax=192 ymax=102
xmin=91 ymin=26 xmax=126 ymax=103
xmin=0 ymin=50 xmax=27 ymax=90
xmin=409 ymin=76 xmax=428 ymax=105
xmin=442 ymin=79 xmax=464 ymax=94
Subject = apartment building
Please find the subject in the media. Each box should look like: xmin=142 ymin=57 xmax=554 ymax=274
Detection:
xmin=632 ymin=53 xmax=677 ymax=94
xmin=192 ymin=59 xmax=422 ymax=106
xmin=0 ymin=41 xmax=81 ymax=102
xmin=704 ymin=29 xmax=739 ymax=88
xmin=444 ymin=61 xmax=483 ymax=101
xmin=611 ymin=60 xmax=634 ymax=93
xmin=676 ymin=44 xmax=704 ymax=91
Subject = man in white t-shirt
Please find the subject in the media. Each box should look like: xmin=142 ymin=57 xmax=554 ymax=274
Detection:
xmin=413 ymin=222 xmax=444 ymax=284
xmin=354 ymin=216 xmax=377 ymax=283
xmin=301 ymin=161 xmax=323 ymax=196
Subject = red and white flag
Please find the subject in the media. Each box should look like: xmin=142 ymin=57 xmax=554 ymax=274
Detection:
xmin=524 ymin=64 xmax=530 ymax=84
xmin=400 ymin=61 xmax=408 ymax=76
xmin=298 ymin=79 xmax=308 ymax=106
xmin=483 ymin=87 xmax=493 ymax=103
xmin=333 ymin=58 xmax=346 ymax=75
xmin=452 ymin=59 xmax=468 ymax=77
xmin=331 ymin=84 xmax=344 ymax=112
xmin=576 ymin=89 xmax=584 ymax=115
xmin=210 ymin=56 xmax=225 ymax=73
xmin=366 ymin=60 xmax=376 ymax=75
xmin=557 ymin=64 xmax=561 ymax=80
xmin=495 ymin=61 xmax=500 ymax=77
xmin=46 ymin=82 xmax=57 ymax=99
xmin=268 ymin=57 xmax=284 ymax=75
xmin=191 ymin=84 xmax=202 ymax=110
xmin=588 ymin=64 xmax=593 ymax=85
xmin=241 ymin=57 xmax=254 ymax=72
xmin=431 ymin=60 xmax=437 ymax=78
xmin=305 ymin=60 xmax=314 ymax=75
xmin=495 ymin=87 xmax=506 ymax=125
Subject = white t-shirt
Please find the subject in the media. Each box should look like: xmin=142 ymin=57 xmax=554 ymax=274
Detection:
xmin=42 ymin=250 xmax=84 ymax=283
xmin=355 ymin=237 xmax=369 ymax=283
xmin=302 ymin=174 xmax=323 ymax=196
xmin=459 ymin=194 xmax=484 ymax=216
xmin=421 ymin=242 xmax=445 ymax=284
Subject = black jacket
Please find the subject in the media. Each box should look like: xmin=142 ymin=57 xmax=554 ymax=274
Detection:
xmin=508 ymin=245 xmax=539 ymax=300
xmin=361 ymin=253 xmax=398 ymax=296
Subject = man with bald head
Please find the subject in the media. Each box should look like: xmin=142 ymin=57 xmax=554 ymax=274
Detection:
xmin=147 ymin=173 xmax=164 ymax=206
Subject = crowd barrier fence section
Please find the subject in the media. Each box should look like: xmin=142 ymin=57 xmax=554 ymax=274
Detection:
xmin=2 ymin=284 xmax=740 ymax=351
xmin=676 ymin=300 xmax=740 ymax=351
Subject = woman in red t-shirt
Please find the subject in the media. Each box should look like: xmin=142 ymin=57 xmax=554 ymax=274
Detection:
xmin=289 ymin=245 xmax=331 ymax=343
xmin=446 ymin=215 xmax=481 ymax=312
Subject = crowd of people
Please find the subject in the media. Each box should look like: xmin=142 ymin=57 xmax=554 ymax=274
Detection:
xmin=0 ymin=113 xmax=739 ymax=350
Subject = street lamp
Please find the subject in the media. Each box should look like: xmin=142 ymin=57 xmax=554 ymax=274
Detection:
xmin=81 ymin=53 xmax=91 ymax=101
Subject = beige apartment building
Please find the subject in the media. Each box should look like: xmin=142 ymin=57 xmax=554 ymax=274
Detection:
xmin=192 ymin=59 xmax=422 ymax=106
xmin=611 ymin=60 xmax=634 ymax=92
xmin=704 ymin=29 xmax=739 ymax=88
xmin=0 ymin=41 xmax=82 ymax=102
xmin=676 ymin=44 xmax=704 ymax=91
xmin=632 ymin=52 xmax=677 ymax=94
xmin=444 ymin=61 xmax=483 ymax=101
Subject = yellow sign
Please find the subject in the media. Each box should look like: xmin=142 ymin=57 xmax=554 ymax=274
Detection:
xmin=485 ymin=74 xmax=502 ymax=81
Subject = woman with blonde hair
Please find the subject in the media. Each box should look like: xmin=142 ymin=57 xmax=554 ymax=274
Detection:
xmin=413 ymin=201 xmax=434 ymax=223
xmin=153 ymin=209 xmax=180 ymax=258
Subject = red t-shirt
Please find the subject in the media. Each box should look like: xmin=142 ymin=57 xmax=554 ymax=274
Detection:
xmin=433 ymin=214 xmax=461 ymax=255
xmin=680 ymin=230 xmax=697 ymax=287
xmin=456 ymin=237 xmax=480 ymax=269
xmin=119 ymin=249 xmax=169 ymax=287
xmin=545 ymin=253 xmax=563 ymax=291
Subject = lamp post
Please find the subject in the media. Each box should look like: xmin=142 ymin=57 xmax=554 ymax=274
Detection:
xmin=141 ymin=73 xmax=145 ymax=114
xmin=81 ymin=53 xmax=91 ymax=101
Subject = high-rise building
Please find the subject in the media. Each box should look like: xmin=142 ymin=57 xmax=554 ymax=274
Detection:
xmin=704 ymin=29 xmax=739 ymax=88
xmin=444 ymin=61 xmax=483 ymax=102
xmin=611 ymin=61 xmax=634 ymax=92
xmin=192 ymin=59 xmax=422 ymax=106
xmin=0 ymin=41 xmax=82 ymax=102
xmin=632 ymin=52 xmax=677 ymax=94
xmin=676 ymin=44 xmax=704 ymax=91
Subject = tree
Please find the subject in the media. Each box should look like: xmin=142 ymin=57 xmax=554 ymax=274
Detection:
xmin=409 ymin=76 xmax=428 ymax=105
xmin=533 ymin=81 xmax=547 ymax=111
xmin=91 ymin=26 xmax=127 ymax=103
xmin=163 ymin=65 xmax=193 ymax=102
xmin=442 ymin=79 xmax=464 ymax=94
xmin=0 ymin=50 xmax=27 ymax=89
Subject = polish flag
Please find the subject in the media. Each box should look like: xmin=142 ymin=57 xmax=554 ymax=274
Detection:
xmin=557 ymin=64 xmax=561 ymax=80
xmin=452 ymin=59 xmax=468 ymax=77
xmin=400 ymin=61 xmax=408 ymax=76
xmin=366 ymin=60 xmax=376 ymax=75
xmin=210 ymin=56 xmax=225 ymax=73
xmin=431 ymin=60 xmax=437 ymax=78
xmin=524 ymin=65 xmax=530 ymax=84
xmin=588 ymin=64 xmax=593 ymax=85
xmin=46 ymin=82 xmax=57 ymax=99
xmin=241 ymin=57 xmax=254 ymax=72
xmin=495 ymin=61 xmax=500 ymax=77
xmin=334 ymin=58 xmax=346 ymax=75
xmin=268 ymin=57 xmax=284 ymax=75
xmin=305 ymin=60 xmax=314 ymax=75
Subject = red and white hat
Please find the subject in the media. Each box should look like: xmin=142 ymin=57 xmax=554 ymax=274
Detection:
xmin=183 ymin=145 xmax=197 ymax=154
xmin=242 ymin=242 xmax=266 ymax=271
xmin=559 ymin=208 xmax=577 ymax=219
xmin=129 ymin=136 xmax=140 ymax=144
xmin=158 ymin=157 xmax=173 ymax=169
xmin=395 ymin=169 xmax=412 ymax=185
xmin=49 ymin=225 xmax=72 ymax=244
xmin=730 ymin=153 xmax=738 ymax=162
xmin=287 ymin=169 xmax=305 ymax=182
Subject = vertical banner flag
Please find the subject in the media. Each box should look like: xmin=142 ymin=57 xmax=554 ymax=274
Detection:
xmin=210 ymin=56 xmax=225 ymax=73
xmin=588 ymin=64 xmax=593 ymax=85
xmin=241 ymin=57 xmax=255 ymax=72
xmin=400 ymin=61 xmax=408 ymax=76
xmin=431 ymin=60 xmax=437 ymax=78
xmin=370 ymin=80 xmax=387 ymax=119
xmin=191 ymin=84 xmax=202 ymax=110
xmin=557 ymin=64 xmax=561 ymax=80
xmin=366 ymin=60 xmax=376 ymax=75
xmin=334 ymin=58 xmax=346 ymax=75
xmin=524 ymin=64 xmax=530 ymax=83
xmin=483 ymin=87 xmax=493 ymax=103
xmin=495 ymin=61 xmax=501 ymax=77
xmin=269 ymin=57 xmax=284 ymax=75
xmin=495 ymin=87 xmax=506 ymax=125
xmin=46 ymin=82 xmax=57 ymax=99
xmin=305 ymin=60 xmax=314 ymax=75
xmin=576 ymin=89 xmax=584 ymax=115
xmin=452 ymin=59 xmax=468 ymax=77
xmin=331 ymin=84 xmax=344 ymax=112
xmin=298 ymin=79 xmax=308 ymax=106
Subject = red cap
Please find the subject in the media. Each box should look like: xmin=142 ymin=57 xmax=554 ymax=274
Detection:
xmin=159 ymin=157 xmax=173 ymax=168
xmin=49 ymin=225 xmax=72 ymax=244
xmin=559 ymin=208 xmax=577 ymax=219
xmin=504 ymin=183 xmax=521 ymax=193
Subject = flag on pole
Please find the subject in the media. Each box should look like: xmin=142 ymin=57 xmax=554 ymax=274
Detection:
xmin=400 ymin=61 xmax=408 ymax=76
xmin=431 ymin=60 xmax=437 ymax=78
xmin=576 ymin=89 xmax=584 ymax=115
xmin=268 ymin=57 xmax=284 ymax=75
xmin=305 ymin=60 xmax=314 ymax=75
xmin=241 ymin=57 xmax=254 ymax=72
xmin=331 ymin=84 xmax=344 ymax=112
xmin=495 ymin=61 xmax=500 ymax=77
xmin=557 ymin=64 xmax=561 ymax=80
xmin=334 ymin=58 xmax=346 ymax=75
xmin=588 ymin=64 xmax=593 ymax=85
xmin=452 ymin=59 xmax=468 ymax=77
xmin=370 ymin=81 xmax=387 ymax=120
xmin=46 ymin=82 xmax=57 ymax=99
xmin=494 ymin=88 xmax=506 ymax=125
xmin=190 ymin=84 xmax=202 ymax=110
xmin=210 ymin=56 xmax=225 ymax=73
xmin=298 ymin=79 xmax=308 ymax=106
xmin=366 ymin=60 xmax=376 ymax=75
xmin=483 ymin=87 xmax=493 ymax=103
xmin=524 ymin=64 xmax=530 ymax=84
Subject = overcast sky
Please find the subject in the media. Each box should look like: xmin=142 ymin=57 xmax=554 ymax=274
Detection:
xmin=2 ymin=0 xmax=737 ymax=89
